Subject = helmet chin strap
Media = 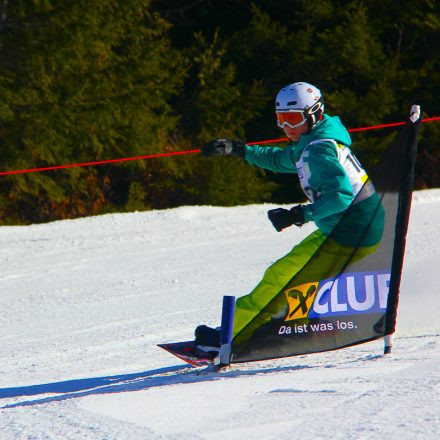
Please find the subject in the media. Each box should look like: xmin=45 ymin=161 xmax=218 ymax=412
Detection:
xmin=306 ymin=108 xmax=324 ymax=129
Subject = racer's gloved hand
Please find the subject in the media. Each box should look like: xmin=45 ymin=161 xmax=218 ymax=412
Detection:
xmin=201 ymin=139 xmax=246 ymax=158
xmin=267 ymin=205 xmax=305 ymax=232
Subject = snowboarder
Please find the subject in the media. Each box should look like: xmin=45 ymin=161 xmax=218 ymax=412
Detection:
xmin=195 ymin=82 xmax=384 ymax=350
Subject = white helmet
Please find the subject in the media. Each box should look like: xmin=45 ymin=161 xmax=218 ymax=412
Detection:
xmin=275 ymin=82 xmax=324 ymax=128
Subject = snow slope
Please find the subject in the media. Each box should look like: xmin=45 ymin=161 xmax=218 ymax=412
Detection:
xmin=0 ymin=189 xmax=439 ymax=439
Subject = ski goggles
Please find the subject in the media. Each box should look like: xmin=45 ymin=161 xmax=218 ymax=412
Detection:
xmin=276 ymin=110 xmax=307 ymax=129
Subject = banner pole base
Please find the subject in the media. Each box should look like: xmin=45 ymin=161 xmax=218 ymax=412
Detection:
xmin=384 ymin=334 xmax=394 ymax=355
xmin=215 ymin=296 xmax=236 ymax=367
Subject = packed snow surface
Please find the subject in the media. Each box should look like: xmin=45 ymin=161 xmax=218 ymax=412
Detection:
xmin=1 ymin=189 xmax=439 ymax=439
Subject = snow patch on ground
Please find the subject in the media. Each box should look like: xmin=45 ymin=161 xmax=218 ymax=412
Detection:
xmin=1 ymin=189 xmax=439 ymax=439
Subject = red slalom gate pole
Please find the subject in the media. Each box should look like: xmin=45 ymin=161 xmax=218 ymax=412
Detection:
xmin=1 ymin=117 xmax=439 ymax=177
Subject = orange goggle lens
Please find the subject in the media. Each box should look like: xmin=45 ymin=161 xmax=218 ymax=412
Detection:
xmin=276 ymin=111 xmax=306 ymax=128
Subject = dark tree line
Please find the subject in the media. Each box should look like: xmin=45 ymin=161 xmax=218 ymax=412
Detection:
xmin=0 ymin=0 xmax=438 ymax=224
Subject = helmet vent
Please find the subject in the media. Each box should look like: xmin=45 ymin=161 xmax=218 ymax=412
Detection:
xmin=287 ymin=101 xmax=297 ymax=106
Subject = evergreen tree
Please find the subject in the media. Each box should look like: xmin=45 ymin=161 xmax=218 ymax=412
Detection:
xmin=0 ymin=0 xmax=185 ymax=223
xmin=1 ymin=0 xmax=439 ymax=223
xmin=173 ymin=29 xmax=275 ymax=206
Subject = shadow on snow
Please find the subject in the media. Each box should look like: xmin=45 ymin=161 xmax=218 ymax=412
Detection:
xmin=0 ymin=363 xmax=312 ymax=409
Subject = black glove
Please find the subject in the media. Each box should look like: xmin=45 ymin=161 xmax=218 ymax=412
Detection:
xmin=201 ymin=139 xmax=246 ymax=158
xmin=267 ymin=205 xmax=305 ymax=232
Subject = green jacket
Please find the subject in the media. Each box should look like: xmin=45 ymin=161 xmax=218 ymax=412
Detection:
xmin=244 ymin=115 xmax=384 ymax=247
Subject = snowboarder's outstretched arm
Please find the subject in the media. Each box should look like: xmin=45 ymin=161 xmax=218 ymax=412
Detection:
xmin=201 ymin=138 xmax=298 ymax=174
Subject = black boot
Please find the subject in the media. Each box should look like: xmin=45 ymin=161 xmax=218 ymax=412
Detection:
xmin=194 ymin=325 xmax=221 ymax=351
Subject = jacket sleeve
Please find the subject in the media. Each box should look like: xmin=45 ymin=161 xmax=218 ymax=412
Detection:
xmin=302 ymin=143 xmax=354 ymax=222
xmin=244 ymin=144 xmax=297 ymax=173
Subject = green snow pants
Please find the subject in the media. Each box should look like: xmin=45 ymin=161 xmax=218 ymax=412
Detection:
xmin=232 ymin=229 xmax=379 ymax=345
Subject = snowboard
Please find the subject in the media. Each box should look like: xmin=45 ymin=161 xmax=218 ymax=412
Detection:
xmin=158 ymin=341 xmax=217 ymax=367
